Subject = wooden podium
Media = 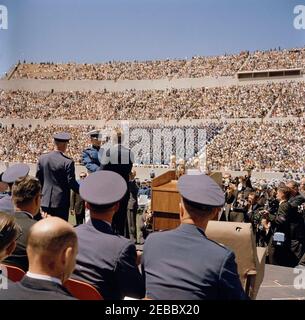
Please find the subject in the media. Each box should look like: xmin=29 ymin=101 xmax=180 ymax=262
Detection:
xmin=151 ymin=170 xmax=223 ymax=231
xmin=151 ymin=170 xmax=181 ymax=231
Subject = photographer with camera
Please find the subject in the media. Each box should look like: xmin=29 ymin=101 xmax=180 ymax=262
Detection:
xmin=267 ymin=186 xmax=305 ymax=267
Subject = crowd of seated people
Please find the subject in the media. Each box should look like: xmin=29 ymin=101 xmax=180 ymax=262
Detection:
xmin=271 ymin=81 xmax=305 ymax=117
xmin=0 ymin=119 xmax=304 ymax=174
xmin=1 ymin=82 xmax=304 ymax=120
xmin=11 ymin=52 xmax=248 ymax=80
xmin=206 ymin=119 xmax=305 ymax=173
xmin=10 ymin=47 xmax=305 ymax=81
xmin=240 ymin=48 xmax=305 ymax=71
xmin=0 ymin=123 xmax=223 ymax=164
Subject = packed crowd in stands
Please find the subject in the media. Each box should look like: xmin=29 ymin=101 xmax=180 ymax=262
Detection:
xmin=0 ymin=123 xmax=222 ymax=164
xmin=0 ymin=120 xmax=304 ymax=173
xmin=1 ymin=81 xmax=304 ymax=120
xmin=11 ymin=52 xmax=248 ymax=80
xmin=271 ymin=81 xmax=305 ymax=117
xmin=9 ymin=47 xmax=305 ymax=80
xmin=240 ymin=48 xmax=305 ymax=71
xmin=128 ymin=123 xmax=224 ymax=164
xmin=0 ymin=125 xmax=96 ymax=163
xmin=206 ymin=119 xmax=305 ymax=173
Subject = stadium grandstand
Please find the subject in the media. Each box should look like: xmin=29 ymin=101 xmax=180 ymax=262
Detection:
xmin=0 ymin=47 xmax=304 ymax=174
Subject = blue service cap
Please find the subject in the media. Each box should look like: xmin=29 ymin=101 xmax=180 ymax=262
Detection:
xmin=80 ymin=171 xmax=127 ymax=206
xmin=178 ymin=173 xmax=225 ymax=207
xmin=53 ymin=132 xmax=71 ymax=142
xmin=2 ymin=163 xmax=30 ymax=184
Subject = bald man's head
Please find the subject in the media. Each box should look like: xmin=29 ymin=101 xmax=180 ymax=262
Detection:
xmin=27 ymin=217 xmax=78 ymax=283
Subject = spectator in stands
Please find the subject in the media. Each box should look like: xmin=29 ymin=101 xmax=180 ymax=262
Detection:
xmin=3 ymin=176 xmax=42 ymax=271
xmin=72 ymin=171 xmax=145 ymax=300
xmin=0 ymin=217 xmax=77 ymax=300
xmin=142 ymin=174 xmax=247 ymax=300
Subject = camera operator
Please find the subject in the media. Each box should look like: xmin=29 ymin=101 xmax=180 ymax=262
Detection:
xmin=267 ymin=186 xmax=305 ymax=267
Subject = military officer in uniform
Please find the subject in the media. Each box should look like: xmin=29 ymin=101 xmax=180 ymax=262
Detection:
xmin=82 ymin=129 xmax=105 ymax=173
xmin=0 ymin=164 xmax=30 ymax=214
xmin=72 ymin=170 xmax=145 ymax=300
xmin=36 ymin=132 xmax=79 ymax=221
xmin=142 ymin=173 xmax=247 ymax=300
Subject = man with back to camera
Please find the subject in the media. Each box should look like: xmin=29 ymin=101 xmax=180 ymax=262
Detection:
xmin=0 ymin=164 xmax=30 ymax=215
xmin=36 ymin=132 xmax=79 ymax=221
xmin=3 ymin=176 xmax=42 ymax=271
xmin=142 ymin=173 xmax=248 ymax=300
xmin=0 ymin=217 xmax=77 ymax=300
xmin=100 ymin=128 xmax=134 ymax=236
xmin=72 ymin=170 xmax=145 ymax=300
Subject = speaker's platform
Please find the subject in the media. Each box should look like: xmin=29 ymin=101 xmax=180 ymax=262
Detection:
xmin=257 ymin=264 xmax=305 ymax=300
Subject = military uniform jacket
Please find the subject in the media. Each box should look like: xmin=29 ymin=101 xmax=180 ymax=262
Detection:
xmin=0 ymin=194 xmax=13 ymax=215
xmin=81 ymin=146 xmax=102 ymax=173
xmin=142 ymin=223 xmax=248 ymax=300
xmin=72 ymin=219 xmax=145 ymax=300
xmin=36 ymin=151 xmax=79 ymax=209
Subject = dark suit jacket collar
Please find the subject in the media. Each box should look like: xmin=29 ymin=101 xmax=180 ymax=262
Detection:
xmin=14 ymin=211 xmax=34 ymax=219
xmin=20 ymin=276 xmax=71 ymax=296
xmin=88 ymin=219 xmax=114 ymax=235
xmin=177 ymin=223 xmax=207 ymax=238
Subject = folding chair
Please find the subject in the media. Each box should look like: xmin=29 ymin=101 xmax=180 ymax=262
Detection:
xmin=64 ymin=278 xmax=103 ymax=300
xmin=1 ymin=264 xmax=25 ymax=282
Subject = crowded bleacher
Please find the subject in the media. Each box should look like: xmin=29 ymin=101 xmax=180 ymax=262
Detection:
xmin=9 ymin=47 xmax=305 ymax=80
xmin=1 ymin=81 xmax=305 ymax=120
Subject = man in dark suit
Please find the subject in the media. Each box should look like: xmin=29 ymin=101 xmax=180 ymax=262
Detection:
xmin=142 ymin=174 xmax=247 ymax=300
xmin=36 ymin=132 xmax=79 ymax=221
xmin=267 ymin=186 xmax=305 ymax=267
xmin=100 ymin=128 xmax=134 ymax=236
xmin=72 ymin=171 xmax=145 ymax=300
xmin=0 ymin=164 xmax=30 ymax=215
xmin=0 ymin=217 xmax=77 ymax=300
xmin=70 ymin=172 xmax=87 ymax=225
xmin=127 ymin=170 xmax=139 ymax=243
xmin=287 ymin=180 xmax=305 ymax=214
xmin=3 ymin=176 xmax=41 ymax=271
